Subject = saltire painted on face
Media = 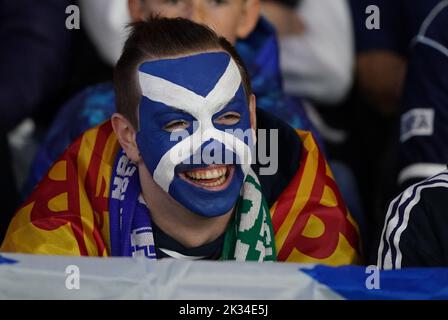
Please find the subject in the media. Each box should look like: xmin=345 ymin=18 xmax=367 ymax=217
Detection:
xmin=136 ymin=52 xmax=253 ymax=217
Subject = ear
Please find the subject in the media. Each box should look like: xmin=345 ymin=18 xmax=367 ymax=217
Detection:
xmin=236 ymin=0 xmax=260 ymax=39
xmin=111 ymin=113 xmax=141 ymax=162
xmin=249 ymin=93 xmax=257 ymax=131
xmin=128 ymin=0 xmax=145 ymax=22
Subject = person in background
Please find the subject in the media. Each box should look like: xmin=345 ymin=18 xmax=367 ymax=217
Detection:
xmin=260 ymin=0 xmax=364 ymax=239
xmin=376 ymin=169 xmax=448 ymax=268
xmin=78 ymin=0 xmax=131 ymax=67
xmin=0 ymin=0 xmax=72 ymax=241
xmin=351 ymin=0 xmax=441 ymax=113
xmin=261 ymin=0 xmax=354 ymax=106
xmin=395 ymin=0 xmax=448 ymax=188
xmin=374 ymin=1 xmax=448 ymax=268
xmin=0 ymin=0 xmax=115 ymax=236
xmin=349 ymin=0 xmax=443 ymax=256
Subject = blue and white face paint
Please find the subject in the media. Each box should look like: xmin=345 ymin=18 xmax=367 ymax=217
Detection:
xmin=136 ymin=52 xmax=253 ymax=217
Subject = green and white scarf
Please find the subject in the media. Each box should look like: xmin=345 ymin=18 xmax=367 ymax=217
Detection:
xmin=221 ymin=171 xmax=277 ymax=261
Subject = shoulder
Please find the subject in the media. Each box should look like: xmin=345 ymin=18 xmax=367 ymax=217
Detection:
xmin=413 ymin=1 xmax=448 ymax=53
xmin=1 ymin=121 xmax=119 ymax=256
xmin=377 ymin=170 xmax=448 ymax=268
xmin=75 ymin=120 xmax=119 ymax=168
xmin=393 ymin=170 xmax=448 ymax=220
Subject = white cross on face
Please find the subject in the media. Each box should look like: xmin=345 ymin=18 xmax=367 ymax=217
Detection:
xmin=138 ymin=56 xmax=253 ymax=192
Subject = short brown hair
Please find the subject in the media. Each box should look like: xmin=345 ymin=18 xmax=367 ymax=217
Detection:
xmin=114 ymin=16 xmax=252 ymax=129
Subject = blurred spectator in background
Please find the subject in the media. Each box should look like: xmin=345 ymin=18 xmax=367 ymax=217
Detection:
xmin=0 ymin=0 xmax=118 ymax=240
xmin=351 ymin=0 xmax=439 ymax=117
xmin=373 ymin=0 xmax=448 ymax=267
xmin=261 ymin=0 xmax=354 ymax=106
xmin=350 ymin=0 xmax=441 ymax=164
xmin=1 ymin=0 xmax=116 ymax=182
xmin=1 ymin=0 xmax=69 ymax=132
xmin=348 ymin=0 xmax=443 ymax=256
xmin=0 ymin=0 xmax=71 ymax=240
xmin=261 ymin=0 xmax=354 ymax=148
xmin=260 ymin=0 xmax=365 ymax=238
xmin=348 ymin=0 xmax=405 ymax=244
xmin=351 ymin=0 xmax=406 ymax=118
xmin=78 ymin=0 xmax=130 ymax=66
xmin=396 ymin=0 xmax=448 ymax=188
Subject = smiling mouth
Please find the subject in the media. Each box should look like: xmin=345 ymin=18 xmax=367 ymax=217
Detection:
xmin=178 ymin=165 xmax=234 ymax=191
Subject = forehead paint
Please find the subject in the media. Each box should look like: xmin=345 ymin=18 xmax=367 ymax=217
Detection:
xmin=138 ymin=53 xmax=242 ymax=123
xmin=136 ymin=52 xmax=252 ymax=217
xmin=139 ymin=52 xmax=230 ymax=97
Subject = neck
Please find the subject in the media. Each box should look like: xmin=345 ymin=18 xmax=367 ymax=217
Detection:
xmin=138 ymin=162 xmax=234 ymax=249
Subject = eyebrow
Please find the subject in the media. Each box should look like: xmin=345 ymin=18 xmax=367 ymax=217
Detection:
xmin=148 ymin=89 xmax=245 ymax=117
xmin=153 ymin=104 xmax=193 ymax=117
xmin=165 ymin=105 xmax=187 ymax=113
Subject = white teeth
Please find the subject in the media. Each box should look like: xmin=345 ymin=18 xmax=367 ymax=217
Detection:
xmin=185 ymin=167 xmax=227 ymax=180
xmin=197 ymin=175 xmax=226 ymax=187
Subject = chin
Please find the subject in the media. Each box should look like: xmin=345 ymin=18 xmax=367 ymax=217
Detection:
xmin=169 ymin=164 xmax=245 ymax=218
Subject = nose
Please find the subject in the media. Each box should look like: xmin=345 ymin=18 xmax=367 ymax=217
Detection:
xmin=186 ymin=1 xmax=206 ymax=24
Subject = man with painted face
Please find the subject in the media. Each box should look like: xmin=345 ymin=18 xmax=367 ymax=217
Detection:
xmin=2 ymin=18 xmax=360 ymax=264
xmin=23 ymin=0 xmax=321 ymax=199
xmin=109 ymin=34 xmax=270 ymax=259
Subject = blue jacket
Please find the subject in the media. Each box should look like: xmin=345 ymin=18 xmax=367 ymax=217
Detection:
xmin=0 ymin=0 xmax=72 ymax=131
xmin=24 ymin=18 xmax=321 ymax=197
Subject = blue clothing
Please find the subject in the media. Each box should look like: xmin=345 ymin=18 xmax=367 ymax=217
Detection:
xmin=0 ymin=0 xmax=72 ymax=131
xmin=24 ymin=18 xmax=320 ymax=197
xmin=349 ymin=0 xmax=441 ymax=56
xmin=0 ymin=0 xmax=73 ymax=241
xmin=398 ymin=2 xmax=448 ymax=187
xmin=236 ymin=19 xmax=314 ymax=131
xmin=375 ymin=170 xmax=448 ymax=268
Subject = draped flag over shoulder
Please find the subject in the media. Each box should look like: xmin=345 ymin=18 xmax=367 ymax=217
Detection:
xmin=1 ymin=122 xmax=360 ymax=265
xmin=1 ymin=122 xmax=118 ymax=256
xmin=271 ymin=130 xmax=361 ymax=264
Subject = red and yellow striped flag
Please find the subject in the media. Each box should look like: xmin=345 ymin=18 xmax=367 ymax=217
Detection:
xmin=2 ymin=122 xmax=361 ymax=265
xmin=271 ymin=130 xmax=361 ymax=265
xmin=1 ymin=121 xmax=118 ymax=256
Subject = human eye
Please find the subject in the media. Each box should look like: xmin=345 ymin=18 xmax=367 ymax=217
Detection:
xmin=207 ymin=0 xmax=229 ymax=6
xmin=214 ymin=111 xmax=241 ymax=126
xmin=163 ymin=119 xmax=190 ymax=132
xmin=163 ymin=0 xmax=181 ymax=4
xmin=156 ymin=0 xmax=186 ymax=8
